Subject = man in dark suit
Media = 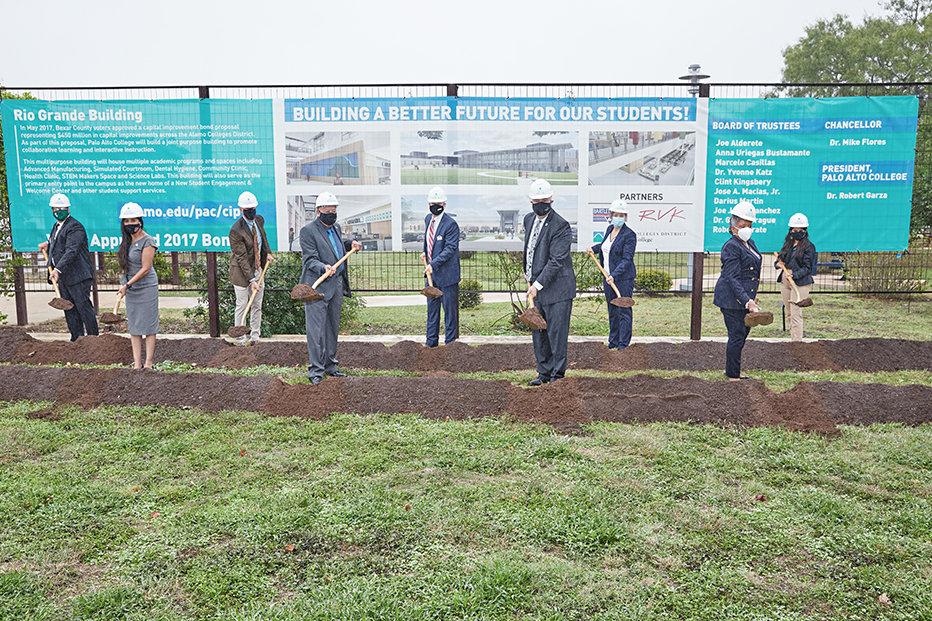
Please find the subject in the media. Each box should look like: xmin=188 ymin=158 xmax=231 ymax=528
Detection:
xmin=38 ymin=193 xmax=99 ymax=342
xmin=421 ymin=187 xmax=461 ymax=347
xmin=299 ymin=192 xmax=362 ymax=384
xmin=228 ymin=191 xmax=273 ymax=345
xmin=522 ymin=179 xmax=576 ymax=385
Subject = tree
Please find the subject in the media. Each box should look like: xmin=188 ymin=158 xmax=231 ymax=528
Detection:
xmin=0 ymin=88 xmax=36 ymax=323
xmin=779 ymin=1 xmax=932 ymax=233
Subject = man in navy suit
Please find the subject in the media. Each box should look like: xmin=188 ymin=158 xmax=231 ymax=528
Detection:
xmin=299 ymin=192 xmax=362 ymax=384
xmin=420 ymin=187 xmax=461 ymax=347
xmin=589 ymin=199 xmax=637 ymax=349
xmin=37 ymin=193 xmax=99 ymax=342
xmin=523 ymin=179 xmax=576 ymax=386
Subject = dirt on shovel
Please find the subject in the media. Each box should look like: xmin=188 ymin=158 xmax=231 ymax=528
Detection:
xmin=745 ymin=311 xmax=774 ymax=327
xmin=291 ymin=283 xmax=322 ymax=303
xmin=99 ymin=294 xmax=124 ymax=325
xmin=518 ymin=299 xmax=547 ymax=330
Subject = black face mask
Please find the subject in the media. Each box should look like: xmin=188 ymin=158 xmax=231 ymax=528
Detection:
xmin=241 ymin=208 xmax=256 ymax=220
xmin=532 ymin=201 xmax=551 ymax=217
xmin=318 ymin=212 xmax=337 ymax=226
xmin=790 ymin=231 xmax=806 ymax=241
xmin=429 ymin=204 xmax=444 ymax=216
xmin=123 ymin=223 xmax=141 ymax=235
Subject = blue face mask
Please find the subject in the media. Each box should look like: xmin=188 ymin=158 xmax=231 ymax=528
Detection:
xmin=612 ymin=217 xmax=626 ymax=228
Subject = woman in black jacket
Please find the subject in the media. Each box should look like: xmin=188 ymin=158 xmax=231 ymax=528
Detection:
xmin=775 ymin=213 xmax=816 ymax=342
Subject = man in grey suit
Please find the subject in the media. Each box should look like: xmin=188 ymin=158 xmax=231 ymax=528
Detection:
xmin=523 ymin=179 xmax=576 ymax=386
xmin=299 ymin=192 xmax=362 ymax=384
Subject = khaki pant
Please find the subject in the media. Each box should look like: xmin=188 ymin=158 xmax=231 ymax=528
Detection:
xmin=780 ymin=277 xmax=811 ymax=341
xmin=234 ymin=268 xmax=265 ymax=343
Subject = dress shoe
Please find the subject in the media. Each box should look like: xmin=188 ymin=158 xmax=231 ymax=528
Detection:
xmin=327 ymin=371 xmax=347 ymax=378
xmin=528 ymin=375 xmax=550 ymax=386
xmin=309 ymin=376 xmax=323 ymax=385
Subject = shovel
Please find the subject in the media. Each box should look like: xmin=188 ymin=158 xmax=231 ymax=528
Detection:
xmin=228 ymin=257 xmax=272 ymax=338
xmin=420 ymin=255 xmax=443 ymax=299
xmin=39 ymin=248 xmax=74 ymax=311
xmin=587 ymin=249 xmax=634 ymax=307
xmin=99 ymin=292 xmax=124 ymax=324
xmin=291 ymin=247 xmax=358 ymax=303
xmin=518 ymin=294 xmax=547 ymax=330
xmin=774 ymin=253 xmax=813 ymax=308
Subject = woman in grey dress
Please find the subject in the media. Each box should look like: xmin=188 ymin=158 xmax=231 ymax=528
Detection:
xmin=117 ymin=203 xmax=159 ymax=369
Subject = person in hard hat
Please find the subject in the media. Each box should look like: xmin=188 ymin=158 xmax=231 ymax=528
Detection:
xmin=523 ymin=179 xmax=577 ymax=386
xmin=588 ymin=199 xmax=637 ymax=349
xmin=775 ymin=213 xmax=816 ymax=342
xmin=229 ymin=191 xmax=274 ymax=345
xmin=117 ymin=203 xmax=159 ymax=369
xmin=37 ymin=193 xmax=99 ymax=342
xmin=713 ymin=201 xmax=763 ymax=380
xmin=298 ymin=192 xmax=362 ymax=384
xmin=420 ymin=187 xmax=461 ymax=347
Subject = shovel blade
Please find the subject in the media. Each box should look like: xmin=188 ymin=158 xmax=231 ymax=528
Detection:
xmin=796 ymin=298 xmax=814 ymax=308
xmin=519 ymin=307 xmax=548 ymax=330
xmin=610 ymin=297 xmax=635 ymax=308
xmin=227 ymin=325 xmax=251 ymax=338
xmin=421 ymin=286 xmax=443 ymax=299
xmin=291 ymin=283 xmax=323 ymax=303
xmin=745 ymin=311 xmax=774 ymax=327
xmin=99 ymin=312 xmax=123 ymax=324
xmin=49 ymin=297 xmax=74 ymax=311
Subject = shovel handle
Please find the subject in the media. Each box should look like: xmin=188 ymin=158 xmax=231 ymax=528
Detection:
xmin=421 ymin=254 xmax=435 ymax=288
xmin=311 ymin=246 xmax=357 ymax=289
xmin=40 ymin=247 xmax=64 ymax=298
xmin=114 ymin=292 xmax=124 ymax=314
xmin=587 ymin=249 xmax=623 ymax=298
xmin=243 ymin=256 xmax=273 ymax=316
xmin=773 ymin=252 xmax=803 ymax=300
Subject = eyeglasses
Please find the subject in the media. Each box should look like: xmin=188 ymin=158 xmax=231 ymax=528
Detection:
xmin=318 ymin=207 xmax=337 ymax=214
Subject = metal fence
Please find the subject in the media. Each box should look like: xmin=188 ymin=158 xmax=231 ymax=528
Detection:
xmin=3 ymin=82 xmax=931 ymax=334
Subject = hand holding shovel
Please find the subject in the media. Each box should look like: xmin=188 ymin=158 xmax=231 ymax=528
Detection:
xmin=39 ymin=248 xmax=74 ymax=311
xmin=291 ymin=247 xmax=358 ymax=303
xmin=586 ymin=248 xmax=634 ymax=308
xmin=420 ymin=254 xmax=443 ymax=299
xmin=99 ymin=292 xmax=125 ymax=324
xmin=774 ymin=253 xmax=813 ymax=307
xmin=229 ymin=256 xmax=272 ymax=338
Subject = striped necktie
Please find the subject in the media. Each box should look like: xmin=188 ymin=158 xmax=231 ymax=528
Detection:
xmin=427 ymin=218 xmax=436 ymax=261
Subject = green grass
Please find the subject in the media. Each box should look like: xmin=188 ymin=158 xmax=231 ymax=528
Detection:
xmin=1 ymin=402 xmax=930 ymax=619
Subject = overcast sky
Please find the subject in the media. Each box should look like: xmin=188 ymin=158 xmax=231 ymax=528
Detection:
xmin=1 ymin=0 xmax=886 ymax=88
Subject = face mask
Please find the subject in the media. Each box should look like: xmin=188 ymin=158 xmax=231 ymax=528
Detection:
xmin=53 ymin=210 xmax=69 ymax=222
xmin=318 ymin=212 xmax=337 ymax=226
xmin=736 ymin=227 xmax=753 ymax=242
xmin=532 ymin=201 xmax=551 ymax=217
xmin=123 ymin=223 xmax=141 ymax=235
xmin=241 ymin=208 xmax=256 ymax=220
xmin=612 ymin=217 xmax=626 ymax=228
xmin=429 ymin=204 xmax=444 ymax=216
xmin=790 ymin=231 xmax=806 ymax=241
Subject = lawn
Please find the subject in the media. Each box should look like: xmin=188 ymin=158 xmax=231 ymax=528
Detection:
xmin=1 ymin=402 xmax=930 ymax=619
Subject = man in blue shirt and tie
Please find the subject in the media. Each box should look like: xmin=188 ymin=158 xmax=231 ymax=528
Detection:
xmin=420 ymin=187 xmax=461 ymax=347
xmin=298 ymin=192 xmax=362 ymax=384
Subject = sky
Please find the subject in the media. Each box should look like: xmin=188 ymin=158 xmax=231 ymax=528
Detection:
xmin=0 ymin=0 xmax=887 ymax=89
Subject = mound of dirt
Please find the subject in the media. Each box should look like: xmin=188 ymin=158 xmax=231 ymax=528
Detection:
xmin=3 ymin=364 xmax=932 ymax=434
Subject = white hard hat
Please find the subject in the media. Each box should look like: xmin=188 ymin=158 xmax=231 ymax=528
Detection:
xmin=49 ymin=193 xmax=71 ymax=209
xmin=238 ymin=191 xmax=258 ymax=209
xmin=427 ymin=187 xmax=447 ymax=203
xmin=730 ymin=201 xmax=756 ymax=223
xmin=528 ymin=179 xmax=553 ymax=200
xmin=316 ymin=192 xmax=340 ymax=208
xmin=788 ymin=213 xmax=809 ymax=228
xmin=119 ymin=202 xmax=144 ymax=219
xmin=610 ymin=199 xmax=629 ymax=214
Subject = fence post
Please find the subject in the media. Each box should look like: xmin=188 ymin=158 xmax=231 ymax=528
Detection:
xmin=689 ymin=82 xmax=712 ymax=341
xmin=13 ymin=252 xmax=27 ymax=326
xmin=171 ymin=252 xmax=180 ymax=286
xmin=199 ymin=85 xmax=221 ymax=337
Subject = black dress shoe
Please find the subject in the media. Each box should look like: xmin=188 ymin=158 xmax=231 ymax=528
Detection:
xmin=528 ymin=375 xmax=550 ymax=386
xmin=309 ymin=376 xmax=323 ymax=385
xmin=327 ymin=371 xmax=347 ymax=378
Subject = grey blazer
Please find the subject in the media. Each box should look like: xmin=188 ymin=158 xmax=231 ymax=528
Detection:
xmin=299 ymin=219 xmax=352 ymax=301
xmin=522 ymin=210 xmax=577 ymax=306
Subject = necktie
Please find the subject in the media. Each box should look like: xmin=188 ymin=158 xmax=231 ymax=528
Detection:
xmin=328 ymin=228 xmax=344 ymax=273
xmin=526 ymin=218 xmax=543 ymax=281
xmin=251 ymin=222 xmax=261 ymax=272
xmin=427 ymin=218 xmax=436 ymax=261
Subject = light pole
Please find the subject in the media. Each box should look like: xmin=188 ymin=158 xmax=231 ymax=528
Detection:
xmin=678 ymin=63 xmax=710 ymax=97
